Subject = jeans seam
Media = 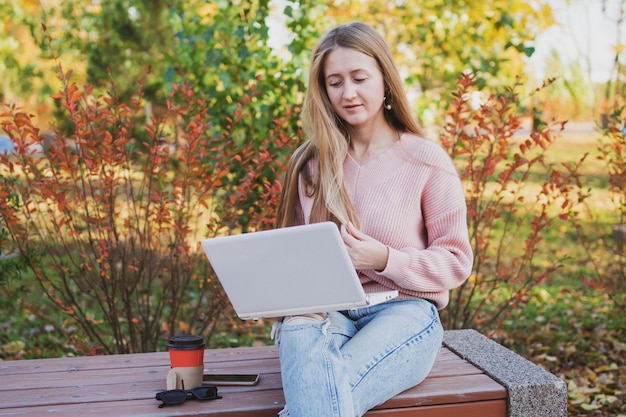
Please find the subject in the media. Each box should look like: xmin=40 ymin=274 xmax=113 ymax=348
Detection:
xmin=321 ymin=323 xmax=343 ymax=416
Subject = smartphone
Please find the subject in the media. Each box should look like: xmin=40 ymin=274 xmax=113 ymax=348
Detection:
xmin=202 ymin=373 xmax=260 ymax=386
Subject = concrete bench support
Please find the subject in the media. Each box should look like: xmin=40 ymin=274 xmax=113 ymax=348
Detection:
xmin=443 ymin=329 xmax=568 ymax=417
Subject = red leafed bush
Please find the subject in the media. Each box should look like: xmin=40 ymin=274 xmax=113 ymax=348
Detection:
xmin=0 ymin=62 xmax=296 ymax=354
xmin=440 ymin=73 xmax=589 ymax=331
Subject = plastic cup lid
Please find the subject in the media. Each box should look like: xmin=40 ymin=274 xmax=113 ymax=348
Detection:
xmin=167 ymin=335 xmax=206 ymax=350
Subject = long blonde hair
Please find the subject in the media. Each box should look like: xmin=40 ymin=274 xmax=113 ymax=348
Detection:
xmin=276 ymin=22 xmax=424 ymax=228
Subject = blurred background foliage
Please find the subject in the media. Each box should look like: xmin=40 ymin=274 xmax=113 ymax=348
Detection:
xmin=0 ymin=0 xmax=559 ymax=127
xmin=2 ymin=0 xmax=621 ymax=133
xmin=2 ymin=0 xmax=588 ymax=234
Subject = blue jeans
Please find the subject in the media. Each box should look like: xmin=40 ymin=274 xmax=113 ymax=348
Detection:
xmin=273 ymin=298 xmax=443 ymax=417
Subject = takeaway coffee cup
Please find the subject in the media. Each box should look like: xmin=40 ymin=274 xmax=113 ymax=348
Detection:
xmin=167 ymin=335 xmax=206 ymax=390
xmin=168 ymin=335 xmax=205 ymax=367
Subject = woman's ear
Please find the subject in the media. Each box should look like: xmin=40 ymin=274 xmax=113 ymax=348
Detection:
xmin=384 ymin=80 xmax=391 ymax=95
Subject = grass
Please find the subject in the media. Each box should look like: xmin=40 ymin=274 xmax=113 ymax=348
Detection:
xmin=1 ymin=126 xmax=624 ymax=415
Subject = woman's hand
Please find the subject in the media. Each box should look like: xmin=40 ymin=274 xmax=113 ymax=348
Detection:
xmin=340 ymin=222 xmax=389 ymax=271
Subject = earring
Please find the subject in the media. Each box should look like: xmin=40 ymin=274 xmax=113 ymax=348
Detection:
xmin=383 ymin=96 xmax=392 ymax=110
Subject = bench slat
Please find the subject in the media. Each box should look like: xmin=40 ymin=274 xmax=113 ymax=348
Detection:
xmin=0 ymin=399 xmax=507 ymax=417
xmin=0 ymin=372 xmax=504 ymax=412
xmin=368 ymin=399 xmax=507 ymax=416
xmin=0 ymin=346 xmax=465 ymax=375
xmin=0 ymin=347 xmax=470 ymax=378
xmin=0 ymin=377 xmax=504 ymax=416
xmin=0 ymin=349 xmax=482 ymax=391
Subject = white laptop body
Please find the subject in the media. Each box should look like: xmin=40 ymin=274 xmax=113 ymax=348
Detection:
xmin=201 ymin=222 xmax=398 ymax=320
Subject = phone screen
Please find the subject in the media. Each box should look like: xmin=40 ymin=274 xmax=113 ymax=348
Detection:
xmin=203 ymin=373 xmax=260 ymax=386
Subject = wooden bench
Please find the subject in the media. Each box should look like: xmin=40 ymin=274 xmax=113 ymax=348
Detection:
xmin=0 ymin=330 xmax=566 ymax=417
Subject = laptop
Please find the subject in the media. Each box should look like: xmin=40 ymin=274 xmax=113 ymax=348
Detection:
xmin=201 ymin=222 xmax=398 ymax=320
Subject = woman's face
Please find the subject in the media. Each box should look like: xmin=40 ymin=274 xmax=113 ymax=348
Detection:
xmin=323 ymin=47 xmax=386 ymax=130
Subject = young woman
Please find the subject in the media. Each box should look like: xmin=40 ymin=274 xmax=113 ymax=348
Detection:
xmin=272 ymin=22 xmax=473 ymax=417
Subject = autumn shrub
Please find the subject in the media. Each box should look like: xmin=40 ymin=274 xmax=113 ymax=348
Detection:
xmin=439 ymin=73 xmax=589 ymax=331
xmin=0 ymin=61 xmax=295 ymax=354
xmin=0 ymin=174 xmax=26 ymax=309
xmin=580 ymin=105 xmax=626 ymax=308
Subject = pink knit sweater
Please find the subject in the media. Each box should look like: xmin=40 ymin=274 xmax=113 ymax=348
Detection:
xmin=296 ymin=135 xmax=473 ymax=310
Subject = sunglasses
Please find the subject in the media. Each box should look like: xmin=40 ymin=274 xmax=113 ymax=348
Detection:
xmin=155 ymin=385 xmax=222 ymax=408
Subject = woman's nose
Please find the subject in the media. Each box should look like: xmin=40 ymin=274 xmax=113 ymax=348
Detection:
xmin=343 ymin=81 xmax=357 ymax=99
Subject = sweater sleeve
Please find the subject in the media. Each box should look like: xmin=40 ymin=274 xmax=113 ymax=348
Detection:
xmin=381 ymin=209 xmax=473 ymax=292
xmin=377 ymin=151 xmax=473 ymax=293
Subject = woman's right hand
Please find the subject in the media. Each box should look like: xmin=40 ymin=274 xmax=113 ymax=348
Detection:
xmin=340 ymin=222 xmax=389 ymax=272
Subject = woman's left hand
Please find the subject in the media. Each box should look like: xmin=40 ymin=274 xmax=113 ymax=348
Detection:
xmin=340 ymin=222 xmax=389 ymax=271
